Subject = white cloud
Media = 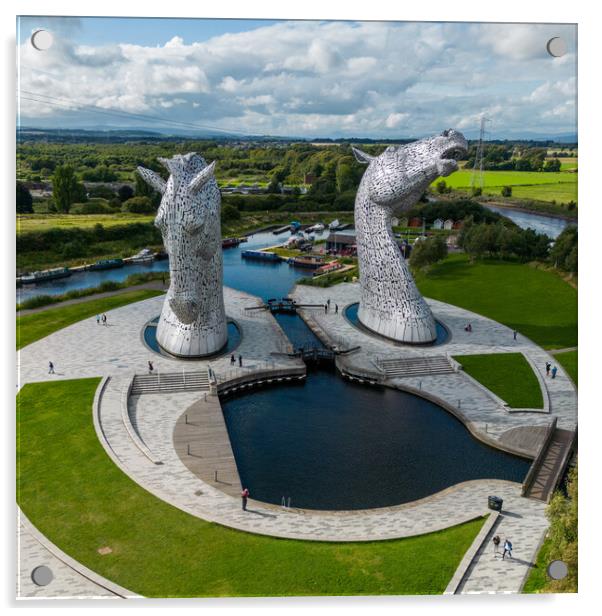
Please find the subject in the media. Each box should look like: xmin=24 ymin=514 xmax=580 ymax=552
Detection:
xmin=17 ymin=20 xmax=577 ymax=138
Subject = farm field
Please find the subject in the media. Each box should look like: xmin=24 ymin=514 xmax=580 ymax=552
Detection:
xmin=17 ymin=213 xmax=155 ymax=234
xmin=434 ymin=169 xmax=577 ymax=203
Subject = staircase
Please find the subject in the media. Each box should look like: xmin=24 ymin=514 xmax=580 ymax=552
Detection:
xmin=130 ymin=371 xmax=210 ymax=395
xmin=524 ymin=428 xmax=576 ymax=502
xmin=377 ymin=355 xmax=455 ymax=378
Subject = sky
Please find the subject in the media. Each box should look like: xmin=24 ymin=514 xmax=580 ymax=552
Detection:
xmin=16 ymin=16 xmax=577 ymax=139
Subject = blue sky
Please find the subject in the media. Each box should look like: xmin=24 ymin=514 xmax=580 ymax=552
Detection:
xmin=17 ymin=17 xmax=577 ymax=139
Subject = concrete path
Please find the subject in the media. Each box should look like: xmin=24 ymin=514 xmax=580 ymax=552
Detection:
xmin=17 ymin=280 xmax=166 ymax=316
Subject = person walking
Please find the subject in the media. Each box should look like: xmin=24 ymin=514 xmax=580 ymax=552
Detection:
xmin=513 ymin=330 xmax=517 ymax=341
xmin=335 ymin=304 xmax=338 ymax=314
xmin=241 ymin=487 xmax=250 ymax=511
xmin=230 ymin=354 xmax=235 ymax=365
xmin=502 ymin=539 xmax=513 ymax=560
xmin=327 ymin=298 xmax=331 ymax=308
xmin=324 ymin=303 xmax=328 ymax=314
xmin=102 ymin=313 xmax=107 ymax=326
xmin=238 ymin=354 xmax=243 ymax=367
xmin=96 ymin=314 xmax=100 ymax=325
xmin=545 ymin=361 xmax=551 ymax=376
xmin=148 ymin=360 xmax=154 ymax=374
xmin=492 ymin=535 xmax=501 ymax=557
xmin=48 ymin=361 xmax=54 ymax=374
xmin=551 ymin=365 xmax=558 ymax=379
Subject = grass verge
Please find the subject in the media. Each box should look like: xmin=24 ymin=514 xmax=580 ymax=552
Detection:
xmin=17 ymin=378 xmax=486 ymax=597
xmin=414 ymin=254 xmax=577 ymax=349
xmin=553 ymin=350 xmax=578 ymax=386
xmin=16 ymin=289 xmax=163 ymax=350
xmin=454 ymin=353 xmax=543 ymax=409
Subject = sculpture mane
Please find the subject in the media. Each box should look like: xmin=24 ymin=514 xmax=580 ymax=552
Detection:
xmin=352 ymin=129 xmax=467 ymax=343
xmin=137 ymin=153 xmax=227 ymax=357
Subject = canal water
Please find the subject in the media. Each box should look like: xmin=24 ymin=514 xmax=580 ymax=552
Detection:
xmin=222 ymin=311 xmax=529 ymax=510
xmin=483 ymin=204 xmax=573 ymax=239
xmin=17 ymin=229 xmax=329 ymax=304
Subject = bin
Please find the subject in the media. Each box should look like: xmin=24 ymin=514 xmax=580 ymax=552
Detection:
xmin=488 ymin=496 xmax=503 ymax=512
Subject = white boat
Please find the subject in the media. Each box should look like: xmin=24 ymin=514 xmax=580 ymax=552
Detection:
xmin=130 ymin=248 xmax=155 ymax=263
xmin=313 ymin=223 xmax=325 ymax=232
xmin=329 ymin=219 xmax=340 ymax=230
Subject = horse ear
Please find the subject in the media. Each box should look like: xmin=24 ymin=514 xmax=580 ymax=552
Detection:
xmin=137 ymin=167 xmax=166 ymax=194
xmin=351 ymin=146 xmax=374 ymax=165
xmin=189 ymin=161 xmax=216 ymax=194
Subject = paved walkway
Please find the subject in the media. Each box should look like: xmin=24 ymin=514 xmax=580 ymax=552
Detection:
xmin=17 ymin=283 xmax=576 ymax=594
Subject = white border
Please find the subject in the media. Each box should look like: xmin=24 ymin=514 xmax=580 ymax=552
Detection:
xmin=3 ymin=1 xmax=599 ymax=614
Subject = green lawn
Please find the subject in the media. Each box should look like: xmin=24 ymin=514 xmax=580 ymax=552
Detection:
xmin=17 ymin=378 xmax=486 ymax=597
xmin=523 ymin=535 xmax=553 ymax=593
xmin=16 ymin=289 xmax=164 ymax=350
xmin=454 ymin=353 xmax=543 ymax=408
xmin=433 ymin=169 xmax=578 ymax=203
xmin=553 ymin=349 xmax=578 ymax=386
xmin=415 ymin=254 xmax=577 ymax=349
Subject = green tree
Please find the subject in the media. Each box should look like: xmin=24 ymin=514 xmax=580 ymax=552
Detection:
xmin=51 ymin=165 xmax=86 ymax=213
xmin=501 ymin=186 xmax=512 ymax=198
xmin=436 ymin=180 xmax=448 ymax=194
xmin=543 ymin=158 xmax=562 ymax=172
xmin=410 ymin=236 xmax=448 ymax=271
xmin=121 ymin=196 xmax=156 ymax=214
xmin=118 ymin=185 xmax=134 ymax=202
xmin=543 ymin=465 xmax=577 ymax=592
xmin=550 ymin=226 xmax=578 ymax=273
xmin=16 ymin=181 xmax=33 ymax=213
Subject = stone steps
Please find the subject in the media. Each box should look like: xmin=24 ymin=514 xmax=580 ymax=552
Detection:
xmin=377 ymin=355 xmax=455 ymax=378
xmin=131 ymin=372 xmax=210 ymax=395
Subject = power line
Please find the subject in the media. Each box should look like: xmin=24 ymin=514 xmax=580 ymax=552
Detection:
xmin=17 ymin=86 xmax=256 ymax=137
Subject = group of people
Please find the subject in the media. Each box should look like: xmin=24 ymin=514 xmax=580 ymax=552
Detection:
xmin=492 ymin=535 xmax=513 ymax=560
xmin=464 ymin=323 xmax=473 ymax=333
xmin=95 ymin=313 xmax=108 ymax=326
xmin=324 ymin=299 xmax=338 ymax=314
xmin=545 ymin=361 xmax=558 ymax=379
xmin=231 ymin=354 xmax=243 ymax=367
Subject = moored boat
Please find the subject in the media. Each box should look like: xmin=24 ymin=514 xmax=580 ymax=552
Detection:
xmin=20 ymin=267 xmax=72 ymax=284
xmin=222 ymin=237 xmax=241 ymax=248
xmin=88 ymin=258 xmax=124 ymax=271
xmin=129 ymin=248 xmax=155 ymax=263
xmin=288 ymin=255 xmax=325 ymax=269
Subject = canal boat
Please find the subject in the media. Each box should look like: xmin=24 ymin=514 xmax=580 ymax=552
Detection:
xmin=313 ymin=261 xmax=342 ymax=277
xmin=222 ymin=237 xmax=241 ymax=248
xmin=20 ymin=266 xmax=72 ymax=284
xmin=88 ymin=258 xmax=124 ymax=271
xmin=329 ymin=219 xmax=340 ymax=230
xmin=241 ymin=250 xmax=281 ymax=262
xmin=288 ymin=255 xmax=325 ymax=269
xmin=129 ymin=248 xmax=155 ymax=263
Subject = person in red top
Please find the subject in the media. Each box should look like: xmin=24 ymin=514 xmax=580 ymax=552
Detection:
xmin=241 ymin=488 xmax=250 ymax=511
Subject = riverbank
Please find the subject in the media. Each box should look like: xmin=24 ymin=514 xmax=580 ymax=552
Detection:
xmin=481 ymin=200 xmax=577 ymax=222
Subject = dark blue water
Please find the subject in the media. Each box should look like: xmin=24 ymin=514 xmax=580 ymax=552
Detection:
xmin=17 ymin=230 xmax=328 ymax=303
xmin=143 ymin=319 xmax=241 ymax=358
xmin=344 ymin=302 xmax=450 ymax=346
xmin=273 ymin=312 xmax=325 ymax=350
xmin=221 ymin=371 xmax=529 ymax=510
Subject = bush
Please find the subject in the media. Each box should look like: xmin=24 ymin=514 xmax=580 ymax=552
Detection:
xmin=436 ymin=180 xmax=448 ymax=194
xmin=501 ymin=186 xmax=512 ymax=198
xmin=221 ymin=204 xmax=241 ymax=222
xmin=87 ymin=185 xmax=117 ymax=200
xmin=16 ymin=181 xmax=33 ymax=213
xmin=71 ymin=199 xmax=114 ymax=214
xmin=121 ymin=196 xmax=156 ymax=214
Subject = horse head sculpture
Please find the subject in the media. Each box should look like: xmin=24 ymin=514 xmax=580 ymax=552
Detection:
xmin=137 ymin=153 xmax=227 ymax=357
